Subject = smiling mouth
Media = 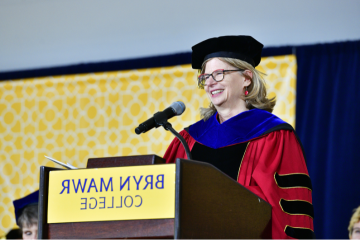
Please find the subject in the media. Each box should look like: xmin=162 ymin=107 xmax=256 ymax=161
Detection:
xmin=211 ymin=90 xmax=224 ymax=95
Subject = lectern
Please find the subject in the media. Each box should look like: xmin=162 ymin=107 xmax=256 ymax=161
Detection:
xmin=38 ymin=155 xmax=271 ymax=239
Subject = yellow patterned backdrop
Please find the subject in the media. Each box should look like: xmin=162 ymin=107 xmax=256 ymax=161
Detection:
xmin=0 ymin=55 xmax=296 ymax=235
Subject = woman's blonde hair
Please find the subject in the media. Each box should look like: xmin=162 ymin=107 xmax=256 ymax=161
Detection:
xmin=199 ymin=57 xmax=276 ymax=121
xmin=348 ymin=205 xmax=360 ymax=238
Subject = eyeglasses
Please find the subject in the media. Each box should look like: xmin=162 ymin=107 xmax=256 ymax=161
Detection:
xmin=197 ymin=69 xmax=244 ymax=88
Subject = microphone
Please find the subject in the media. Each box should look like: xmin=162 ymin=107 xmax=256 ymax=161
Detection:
xmin=135 ymin=101 xmax=186 ymax=135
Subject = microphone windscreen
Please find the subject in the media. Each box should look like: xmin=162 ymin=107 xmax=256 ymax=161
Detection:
xmin=171 ymin=101 xmax=186 ymax=115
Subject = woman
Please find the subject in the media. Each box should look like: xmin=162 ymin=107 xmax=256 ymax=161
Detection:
xmin=164 ymin=35 xmax=314 ymax=239
xmin=349 ymin=206 xmax=360 ymax=239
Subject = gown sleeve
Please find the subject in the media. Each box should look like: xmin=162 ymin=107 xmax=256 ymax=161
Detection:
xmin=163 ymin=129 xmax=196 ymax=163
xmin=240 ymin=130 xmax=314 ymax=239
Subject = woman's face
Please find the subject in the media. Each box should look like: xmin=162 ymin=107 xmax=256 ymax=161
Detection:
xmin=204 ymin=58 xmax=250 ymax=109
xmin=351 ymin=221 xmax=360 ymax=239
xmin=22 ymin=224 xmax=38 ymax=239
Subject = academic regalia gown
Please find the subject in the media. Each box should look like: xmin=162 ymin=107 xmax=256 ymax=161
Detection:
xmin=163 ymin=109 xmax=315 ymax=239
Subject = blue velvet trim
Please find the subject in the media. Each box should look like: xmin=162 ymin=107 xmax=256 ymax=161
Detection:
xmin=189 ymin=108 xmax=286 ymax=149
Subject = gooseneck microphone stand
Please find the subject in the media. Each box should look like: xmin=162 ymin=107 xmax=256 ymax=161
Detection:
xmin=153 ymin=112 xmax=192 ymax=160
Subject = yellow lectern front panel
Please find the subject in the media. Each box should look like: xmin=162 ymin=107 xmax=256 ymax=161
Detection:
xmin=47 ymin=164 xmax=176 ymax=223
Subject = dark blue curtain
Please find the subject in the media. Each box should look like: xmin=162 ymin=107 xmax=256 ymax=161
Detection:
xmin=296 ymin=40 xmax=360 ymax=239
xmin=0 ymin=53 xmax=192 ymax=81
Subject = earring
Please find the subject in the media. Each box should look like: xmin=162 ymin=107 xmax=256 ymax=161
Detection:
xmin=245 ymin=87 xmax=249 ymax=96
